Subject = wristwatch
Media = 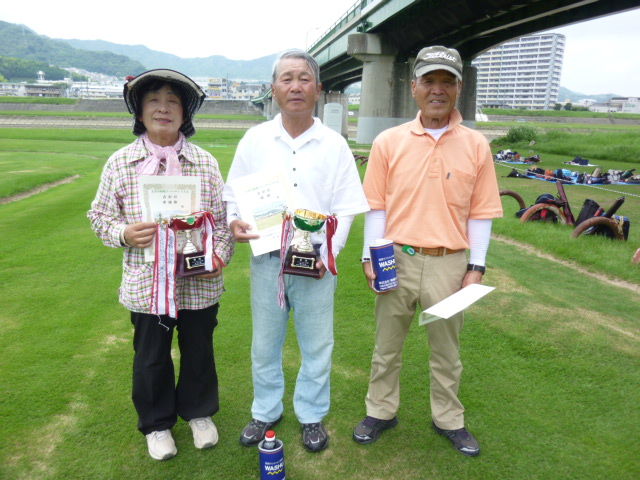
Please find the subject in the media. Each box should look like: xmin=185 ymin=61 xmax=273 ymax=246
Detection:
xmin=466 ymin=264 xmax=486 ymax=274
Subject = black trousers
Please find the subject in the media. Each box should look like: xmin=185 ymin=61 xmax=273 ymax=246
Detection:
xmin=130 ymin=304 xmax=219 ymax=435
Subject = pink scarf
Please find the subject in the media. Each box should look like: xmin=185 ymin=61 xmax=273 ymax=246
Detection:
xmin=137 ymin=132 xmax=185 ymax=176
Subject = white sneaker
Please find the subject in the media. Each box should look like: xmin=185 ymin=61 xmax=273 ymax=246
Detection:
xmin=145 ymin=430 xmax=177 ymax=460
xmin=189 ymin=417 xmax=219 ymax=449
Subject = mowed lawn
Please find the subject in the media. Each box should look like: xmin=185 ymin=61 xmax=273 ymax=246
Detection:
xmin=0 ymin=127 xmax=638 ymax=480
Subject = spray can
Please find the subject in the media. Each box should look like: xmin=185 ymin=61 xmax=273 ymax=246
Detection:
xmin=370 ymin=239 xmax=399 ymax=292
xmin=258 ymin=430 xmax=285 ymax=480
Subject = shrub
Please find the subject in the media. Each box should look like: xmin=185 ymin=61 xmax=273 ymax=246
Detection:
xmin=503 ymin=125 xmax=538 ymax=143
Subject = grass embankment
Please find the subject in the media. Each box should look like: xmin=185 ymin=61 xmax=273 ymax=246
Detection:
xmin=0 ymin=110 xmax=265 ymax=122
xmin=0 ymin=96 xmax=77 ymax=104
xmin=491 ymin=127 xmax=640 ymax=283
xmin=484 ymin=107 xmax=640 ymax=121
xmin=1 ymin=127 xmax=638 ymax=480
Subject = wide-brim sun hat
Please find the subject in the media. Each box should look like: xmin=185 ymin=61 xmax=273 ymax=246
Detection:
xmin=123 ymin=69 xmax=206 ymax=137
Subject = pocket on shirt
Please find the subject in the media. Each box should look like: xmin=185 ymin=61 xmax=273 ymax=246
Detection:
xmin=121 ymin=262 xmax=153 ymax=299
xmin=443 ymin=168 xmax=476 ymax=208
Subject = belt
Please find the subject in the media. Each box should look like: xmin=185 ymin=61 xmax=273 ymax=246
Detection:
xmin=398 ymin=244 xmax=465 ymax=256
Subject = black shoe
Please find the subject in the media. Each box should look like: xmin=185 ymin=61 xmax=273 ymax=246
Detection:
xmin=239 ymin=416 xmax=282 ymax=446
xmin=352 ymin=416 xmax=398 ymax=444
xmin=301 ymin=422 xmax=329 ymax=452
xmin=432 ymin=421 xmax=480 ymax=456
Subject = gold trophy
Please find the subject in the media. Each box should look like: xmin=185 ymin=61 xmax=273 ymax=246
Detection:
xmin=283 ymin=209 xmax=327 ymax=278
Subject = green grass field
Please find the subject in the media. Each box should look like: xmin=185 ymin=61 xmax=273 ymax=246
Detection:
xmin=1 ymin=126 xmax=639 ymax=480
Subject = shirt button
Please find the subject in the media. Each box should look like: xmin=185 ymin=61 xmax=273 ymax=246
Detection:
xmin=294 ymin=183 xmax=298 ymax=187
xmin=293 ymin=151 xmax=296 ymax=154
xmin=293 ymin=167 xmax=296 ymax=171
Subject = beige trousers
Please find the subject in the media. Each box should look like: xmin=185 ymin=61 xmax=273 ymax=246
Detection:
xmin=365 ymin=245 xmax=467 ymax=430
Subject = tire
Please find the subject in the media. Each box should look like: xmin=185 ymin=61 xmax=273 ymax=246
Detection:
xmin=519 ymin=203 xmax=567 ymax=224
xmin=571 ymin=216 xmax=625 ymax=240
xmin=500 ymin=189 xmax=527 ymax=210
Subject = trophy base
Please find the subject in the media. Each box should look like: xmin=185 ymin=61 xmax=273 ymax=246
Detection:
xmin=283 ymin=248 xmax=321 ymax=279
xmin=176 ymin=252 xmax=217 ymax=278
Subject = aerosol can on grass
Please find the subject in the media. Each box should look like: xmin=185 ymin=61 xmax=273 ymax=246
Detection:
xmin=258 ymin=430 xmax=285 ymax=480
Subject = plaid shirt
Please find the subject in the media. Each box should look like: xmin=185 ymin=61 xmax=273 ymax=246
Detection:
xmin=88 ymin=137 xmax=234 ymax=313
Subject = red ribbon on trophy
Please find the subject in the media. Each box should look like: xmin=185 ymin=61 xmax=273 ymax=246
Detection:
xmin=325 ymin=215 xmax=338 ymax=276
xmin=151 ymin=223 xmax=178 ymax=318
xmin=277 ymin=211 xmax=339 ymax=309
xmin=277 ymin=213 xmax=295 ymax=309
xmin=150 ymin=211 xmax=217 ymax=318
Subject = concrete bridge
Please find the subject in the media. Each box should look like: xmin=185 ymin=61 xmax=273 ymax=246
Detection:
xmin=268 ymin=0 xmax=639 ymax=143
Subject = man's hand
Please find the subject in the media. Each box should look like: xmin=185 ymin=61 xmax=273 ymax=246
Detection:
xmin=123 ymin=222 xmax=157 ymax=248
xmin=461 ymin=270 xmax=483 ymax=288
xmin=230 ymin=219 xmax=260 ymax=243
xmin=362 ymin=260 xmax=389 ymax=294
xmin=315 ymin=258 xmax=327 ymax=280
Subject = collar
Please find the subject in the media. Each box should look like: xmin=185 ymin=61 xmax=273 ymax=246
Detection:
xmin=126 ymin=136 xmax=197 ymax=165
xmin=271 ymin=113 xmax=324 ymax=144
xmin=408 ymin=109 xmax=462 ymax=136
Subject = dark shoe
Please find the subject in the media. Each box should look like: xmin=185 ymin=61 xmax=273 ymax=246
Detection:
xmin=301 ymin=422 xmax=329 ymax=452
xmin=352 ymin=416 xmax=398 ymax=444
xmin=432 ymin=421 xmax=480 ymax=456
xmin=239 ymin=416 xmax=282 ymax=446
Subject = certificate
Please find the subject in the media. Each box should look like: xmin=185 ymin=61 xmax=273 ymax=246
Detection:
xmin=419 ymin=284 xmax=495 ymax=325
xmin=227 ymin=170 xmax=293 ymax=256
xmin=138 ymin=176 xmax=201 ymax=262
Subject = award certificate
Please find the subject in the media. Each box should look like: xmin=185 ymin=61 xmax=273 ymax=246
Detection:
xmin=139 ymin=175 xmax=201 ymax=262
xmin=419 ymin=284 xmax=495 ymax=325
xmin=228 ymin=170 xmax=293 ymax=256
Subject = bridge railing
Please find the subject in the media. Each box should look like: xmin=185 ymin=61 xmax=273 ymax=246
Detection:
xmin=308 ymin=0 xmax=378 ymax=51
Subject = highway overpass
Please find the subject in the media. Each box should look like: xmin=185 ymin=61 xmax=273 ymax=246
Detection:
xmin=306 ymin=0 xmax=640 ymax=142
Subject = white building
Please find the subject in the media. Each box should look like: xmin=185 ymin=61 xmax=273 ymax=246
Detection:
xmin=589 ymin=97 xmax=640 ymax=114
xmin=472 ymin=33 xmax=565 ymax=110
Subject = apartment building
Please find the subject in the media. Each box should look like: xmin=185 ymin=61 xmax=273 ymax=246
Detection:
xmin=472 ymin=33 xmax=565 ymax=110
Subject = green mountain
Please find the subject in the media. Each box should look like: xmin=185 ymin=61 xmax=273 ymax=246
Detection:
xmin=0 ymin=21 xmax=145 ymax=78
xmin=558 ymin=86 xmax=620 ymax=103
xmin=63 ymin=39 xmax=277 ymax=80
xmin=0 ymin=55 xmax=87 ymax=82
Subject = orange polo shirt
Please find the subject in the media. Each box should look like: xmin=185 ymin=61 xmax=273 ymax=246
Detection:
xmin=363 ymin=110 xmax=503 ymax=250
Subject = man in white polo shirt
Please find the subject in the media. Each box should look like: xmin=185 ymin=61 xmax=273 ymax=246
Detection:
xmin=223 ymin=49 xmax=369 ymax=452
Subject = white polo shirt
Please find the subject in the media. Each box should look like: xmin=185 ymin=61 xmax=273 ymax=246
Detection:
xmin=223 ymin=114 xmax=369 ymax=253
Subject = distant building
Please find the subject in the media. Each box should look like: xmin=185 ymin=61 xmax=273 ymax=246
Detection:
xmin=68 ymin=82 xmax=123 ymax=98
xmin=575 ymin=99 xmax=597 ymax=107
xmin=473 ymin=33 xmax=565 ymax=110
xmin=206 ymin=77 xmax=265 ymax=100
xmin=207 ymin=78 xmax=229 ymax=99
xmin=589 ymin=102 xmax=616 ymax=113
xmin=589 ymin=97 xmax=640 ymax=114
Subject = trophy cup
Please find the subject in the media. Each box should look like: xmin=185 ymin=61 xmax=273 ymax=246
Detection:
xmin=172 ymin=214 xmax=209 ymax=277
xmin=283 ymin=209 xmax=327 ymax=278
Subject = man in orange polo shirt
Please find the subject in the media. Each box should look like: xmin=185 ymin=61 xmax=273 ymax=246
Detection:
xmin=352 ymin=46 xmax=503 ymax=456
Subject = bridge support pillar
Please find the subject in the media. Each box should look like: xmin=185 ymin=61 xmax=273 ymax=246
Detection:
xmin=348 ymin=33 xmax=413 ymax=144
xmin=459 ymin=63 xmax=478 ymax=127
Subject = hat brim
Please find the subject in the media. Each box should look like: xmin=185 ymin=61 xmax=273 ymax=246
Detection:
xmin=414 ymin=64 xmax=462 ymax=81
xmin=126 ymin=69 xmax=203 ymax=95
xmin=123 ymin=69 xmax=205 ymax=115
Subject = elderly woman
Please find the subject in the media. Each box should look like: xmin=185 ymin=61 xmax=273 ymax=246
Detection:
xmin=88 ymin=69 xmax=233 ymax=460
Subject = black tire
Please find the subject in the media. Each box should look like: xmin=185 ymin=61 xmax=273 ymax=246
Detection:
xmin=519 ymin=203 xmax=567 ymax=224
xmin=571 ymin=216 xmax=625 ymax=240
xmin=500 ymin=189 xmax=527 ymax=210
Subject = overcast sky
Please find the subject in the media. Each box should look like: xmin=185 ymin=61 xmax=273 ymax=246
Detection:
xmin=2 ymin=1 xmax=639 ymax=96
